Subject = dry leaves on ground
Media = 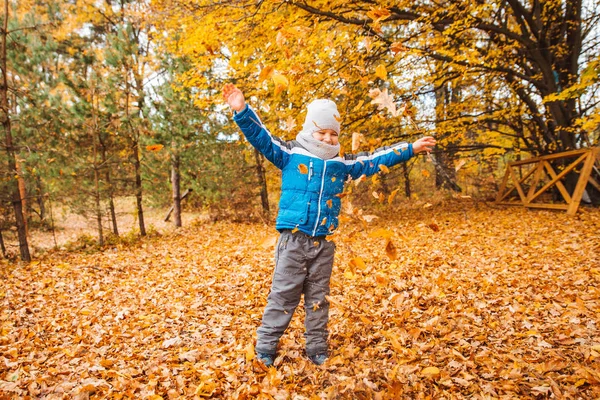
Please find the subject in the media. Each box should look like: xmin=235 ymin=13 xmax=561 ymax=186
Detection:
xmin=1 ymin=203 xmax=599 ymax=399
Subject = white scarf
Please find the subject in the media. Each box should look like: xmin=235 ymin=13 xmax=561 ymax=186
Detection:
xmin=296 ymin=130 xmax=340 ymax=160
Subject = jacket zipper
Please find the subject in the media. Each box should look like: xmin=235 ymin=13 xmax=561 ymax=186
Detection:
xmin=308 ymin=160 xmax=313 ymax=181
xmin=312 ymin=160 xmax=326 ymax=236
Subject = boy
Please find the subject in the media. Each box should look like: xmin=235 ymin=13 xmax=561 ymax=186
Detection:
xmin=223 ymin=83 xmax=436 ymax=366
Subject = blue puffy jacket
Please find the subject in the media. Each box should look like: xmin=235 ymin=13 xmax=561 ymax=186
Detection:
xmin=234 ymin=105 xmax=414 ymax=237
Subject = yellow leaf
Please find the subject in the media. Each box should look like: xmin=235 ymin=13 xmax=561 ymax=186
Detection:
xmin=320 ymin=217 xmax=327 ymax=226
xmin=259 ymin=65 xmax=274 ymax=83
xmin=344 ymin=269 xmax=357 ymax=279
xmin=375 ymin=63 xmax=387 ymax=80
xmin=272 ymin=71 xmax=289 ymax=95
xmin=245 ymin=342 xmax=255 ymax=362
xmin=291 ymin=226 xmax=299 ymax=233
xmin=421 ymin=366 xmax=440 ymax=377
xmin=388 ymin=188 xmax=399 ymax=204
xmin=298 ymin=164 xmax=308 ymax=174
xmin=368 ymin=228 xmax=394 ymax=239
xmin=352 ymin=132 xmax=362 ymax=152
xmin=378 ymin=164 xmax=390 ymax=174
xmin=350 ymin=257 xmax=366 ymax=270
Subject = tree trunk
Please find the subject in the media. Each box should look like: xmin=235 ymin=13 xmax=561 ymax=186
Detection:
xmin=171 ymin=152 xmax=182 ymax=227
xmin=0 ymin=229 xmax=6 ymax=258
xmin=133 ymin=138 xmax=146 ymax=236
xmin=15 ymin=159 xmax=28 ymax=233
xmin=254 ymin=148 xmax=270 ymax=217
xmin=434 ymin=72 xmax=462 ymax=192
xmin=92 ymin=98 xmax=104 ymax=247
xmin=402 ymin=163 xmax=411 ymax=198
xmin=100 ymin=136 xmax=118 ymax=236
xmin=1 ymin=0 xmax=30 ymax=261
xmin=93 ymin=162 xmax=104 ymax=246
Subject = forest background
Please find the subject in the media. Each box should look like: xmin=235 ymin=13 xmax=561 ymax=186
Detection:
xmin=0 ymin=0 xmax=599 ymax=260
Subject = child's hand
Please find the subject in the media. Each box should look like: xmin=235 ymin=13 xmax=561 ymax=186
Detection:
xmin=412 ymin=136 xmax=437 ymax=154
xmin=222 ymin=83 xmax=246 ymax=112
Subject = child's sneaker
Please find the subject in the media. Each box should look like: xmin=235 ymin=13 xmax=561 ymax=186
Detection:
xmin=256 ymin=352 xmax=275 ymax=367
xmin=308 ymin=353 xmax=328 ymax=365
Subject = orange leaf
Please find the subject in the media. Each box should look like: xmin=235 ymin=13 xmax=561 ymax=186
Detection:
xmin=146 ymin=144 xmax=164 ymax=152
xmin=388 ymin=188 xmax=399 ymax=204
xmin=350 ymin=257 xmax=366 ymax=270
xmin=326 ymin=199 xmax=333 ymax=208
xmin=385 ymin=240 xmax=398 ymax=260
xmin=298 ymin=164 xmax=308 ymax=174
xmin=422 ymin=170 xmax=430 ymax=177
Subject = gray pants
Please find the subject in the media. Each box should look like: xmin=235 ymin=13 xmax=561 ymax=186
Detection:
xmin=256 ymin=230 xmax=335 ymax=357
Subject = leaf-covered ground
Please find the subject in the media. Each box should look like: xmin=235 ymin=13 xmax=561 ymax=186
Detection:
xmin=1 ymin=202 xmax=599 ymax=399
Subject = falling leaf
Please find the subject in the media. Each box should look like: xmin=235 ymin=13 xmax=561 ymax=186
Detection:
xmin=146 ymin=144 xmax=164 ymax=152
xmin=390 ymin=42 xmax=408 ymax=54
xmin=320 ymin=217 xmax=327 ymax=226
xmin=427 ymin=223 xmax=440 ymax=232
xmin=260 ymin=235 xmax=277 ymax=249
xmin=378 ymin=164 xmax=390 ymax=174
xmin=375 ymin=63 xmax=387 ymax=80
xmin=326 ymin=199 xmax=333 ymax=208
xmin=298 ymin=164 xmax=308 ymax=174
xmin=388 ymin=189 xmax=400 ymax=204
xmin=366 ymin=8 xmax=391 ymax=23
xmin=385 ymin=240 xmax=398 ymax=260
xmin=272 ymin=71 xmax=289 ymax=95
xmin=352 ymin=132 xmax=362 ymax=152
xmin=362 ymin=215 xmax=379 ymax=223
xmin=454 ymin=159 xmax=466 ymax=171
xmin=369 ymin=88 xmax=398 ymax=117
xmin=258 ymin=65 xmax=275 ymax=83
xmin=284 ymin=116 xmax=297 ymax=132
xmin=331 ymin=177 xmax=336 ymax=182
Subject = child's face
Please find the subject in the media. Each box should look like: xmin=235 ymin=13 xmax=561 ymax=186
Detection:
xmin=312 ymin=129 xmax=339 ymax=145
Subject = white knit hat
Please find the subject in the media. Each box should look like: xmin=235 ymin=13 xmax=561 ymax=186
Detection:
xmin=301 ymin=99 xmax=340 ymax=135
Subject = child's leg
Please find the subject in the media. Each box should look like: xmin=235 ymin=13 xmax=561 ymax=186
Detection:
xmin=256 ymin=231 xmax=308 ymax=356
xmin=303 ymin=239 xmax=335 ymax=357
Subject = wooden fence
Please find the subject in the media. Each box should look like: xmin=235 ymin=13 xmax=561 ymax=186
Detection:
xmin=495 ymin=147 xmax=600 ymax=215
